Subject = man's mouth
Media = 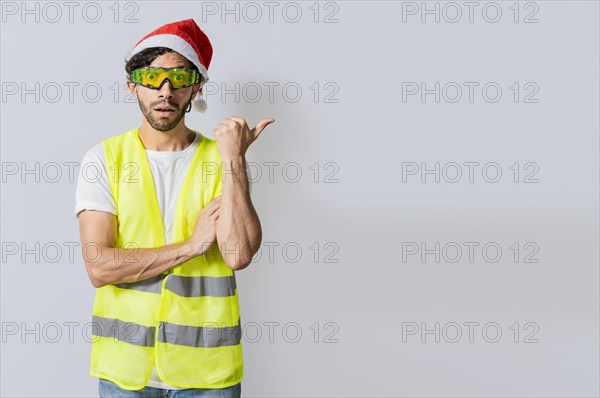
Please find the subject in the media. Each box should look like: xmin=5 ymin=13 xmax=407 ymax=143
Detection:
xmin=155 ymin=107 xmax=176 ymax=116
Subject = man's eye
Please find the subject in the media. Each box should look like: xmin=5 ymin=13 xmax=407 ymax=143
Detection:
xmin=147 ymin=74 xmax=156 ymax=80
xmin=174 ymin=75 xmax=183 ymax=81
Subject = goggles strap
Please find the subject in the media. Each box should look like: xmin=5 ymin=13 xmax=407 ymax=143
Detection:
xmin=185 ymin=91 xmax=193 ymax=113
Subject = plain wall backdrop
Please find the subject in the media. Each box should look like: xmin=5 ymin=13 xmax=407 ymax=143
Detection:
xmin=1 ymin=1 xmax=599 ymax=397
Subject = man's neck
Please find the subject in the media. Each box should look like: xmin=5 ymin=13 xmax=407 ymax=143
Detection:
xmin=137 ymin=122 xmax=195 ymax=151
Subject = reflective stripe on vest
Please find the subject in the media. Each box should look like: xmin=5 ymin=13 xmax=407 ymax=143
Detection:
xmin=165 ymin=275 xmax=237 ymax=297
xmin=92 ymin=315 xmax=156 ymax=347
xmin=158 ymin=320 xmax=242 ymax=348
xmin=92 ymin=315 xmax=241 ymax=348
xmin=89 ymin=127 xmax=243 ymax=390
xmin=114 ymin=274 xmax=166 ymax=294
xmin=114 ymin=274 xmax=237 ymax=297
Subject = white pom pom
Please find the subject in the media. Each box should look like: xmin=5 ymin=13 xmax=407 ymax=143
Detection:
xmin=193 ymin=98 xmax=207 ymax=112
xmin=192 ymin=91 xmax=207 ymax=112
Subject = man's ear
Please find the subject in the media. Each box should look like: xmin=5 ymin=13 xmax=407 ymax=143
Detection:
xmin=126 ymin=81 xmax=138 ymax=98
xmin=192 ymin=83 xmax=201 ymax=97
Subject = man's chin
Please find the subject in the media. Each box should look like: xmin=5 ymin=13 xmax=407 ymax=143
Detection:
xmin=147 ymin=115 xmax=183 ymax=132
xmin=153 ymin=124 xmax=178 ymax=132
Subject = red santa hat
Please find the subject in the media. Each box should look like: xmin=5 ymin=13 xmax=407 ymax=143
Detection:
xmin=127 ymin=18 xmax=212 ymax=112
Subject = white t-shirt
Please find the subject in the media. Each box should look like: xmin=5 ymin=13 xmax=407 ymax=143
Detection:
xmin=74 ymin=131 xmax=250 ymax=389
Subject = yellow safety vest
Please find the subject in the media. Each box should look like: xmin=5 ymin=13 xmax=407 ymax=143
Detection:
xmin=89 ymin=127 xmax=243 ymax=390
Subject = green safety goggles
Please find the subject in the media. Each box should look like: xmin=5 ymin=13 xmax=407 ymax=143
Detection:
xmin=129 ymin=67 xmax=201 ymax=89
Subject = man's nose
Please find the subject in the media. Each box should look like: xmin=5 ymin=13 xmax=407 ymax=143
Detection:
xmin=157 ymin=79 xmax=175 ymax=97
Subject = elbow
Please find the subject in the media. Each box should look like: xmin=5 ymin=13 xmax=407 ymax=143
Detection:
xmin=230 ymin=236 xmax=261 ymax=271
xmin=224 ymin=247 xmax=257 ymax=271
xmin=90 ymin=279 xmax=105 ymax=289
xmin=84 ymin=261 xmax=108 ymax=288
xmin=221 ymin=232 xmax=262 ymax=271
xmin=90 ymin=276 xmax=107 ymax=289
xmin=88 ymin=268 xmax=106 ymax=288
xmin=83 ymin=245 xmax=118 ymax=288
xmin=224 ymin=253 xmax=252 ymax=271
xmin=226 ymin=258 xmax=251 ymax=271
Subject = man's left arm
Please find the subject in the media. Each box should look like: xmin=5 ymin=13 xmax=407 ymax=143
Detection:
xmin=217 ymin=156 xmax=260 ymax=270
xmin=214 ymin=116 xmax=275 ymax=270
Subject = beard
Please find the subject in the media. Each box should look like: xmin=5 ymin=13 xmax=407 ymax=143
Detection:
xmin=138 ymin=95 xmax=191 ymax=132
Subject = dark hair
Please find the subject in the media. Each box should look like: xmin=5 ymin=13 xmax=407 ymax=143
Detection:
xmin=125 ymin=47 xmax=199 ymax=80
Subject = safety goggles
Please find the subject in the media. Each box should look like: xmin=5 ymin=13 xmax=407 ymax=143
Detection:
xmin=129 ymin=67 xmax=201 ymax=89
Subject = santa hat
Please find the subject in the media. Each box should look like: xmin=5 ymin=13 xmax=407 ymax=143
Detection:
xmin=127 ymin=18 xmax=212 ymax=112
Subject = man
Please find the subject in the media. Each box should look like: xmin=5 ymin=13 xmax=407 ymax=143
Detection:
xmin=75 ymin=19 xmax=274 ymax=397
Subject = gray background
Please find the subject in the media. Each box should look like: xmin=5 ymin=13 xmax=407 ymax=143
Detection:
xmin=1 ymin=1 xmax=599 ymax=397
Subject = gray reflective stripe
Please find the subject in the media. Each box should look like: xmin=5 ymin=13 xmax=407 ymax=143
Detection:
xmin=158 ymin=321 xmax=241 ymax=348
xmin=114 ymin=274 xmax=167 ymax=294
xmin=92 ymin=315 xmax=155 ymax=347
xmin=165 ymin=275 xmax=237 ymax=297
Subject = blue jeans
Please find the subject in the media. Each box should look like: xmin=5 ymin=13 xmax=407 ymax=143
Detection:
xmin=98 ymin=378 xmax=241 ymax=398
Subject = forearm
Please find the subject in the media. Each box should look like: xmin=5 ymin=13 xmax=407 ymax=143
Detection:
xmin=216 ymin=156 xmax=262 ymax=270
xmin=86 ymin=240 xmax=207 ymax=288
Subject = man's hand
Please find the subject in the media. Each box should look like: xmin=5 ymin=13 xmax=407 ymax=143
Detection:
xmin=188 ymin=195 xmax=222 ymax=256
xmin=213 ymin=116 xmax=275 ymax=160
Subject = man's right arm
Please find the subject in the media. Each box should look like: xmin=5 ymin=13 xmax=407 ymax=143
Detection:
xmin=78 ymin=196 xmax=221 ymax=288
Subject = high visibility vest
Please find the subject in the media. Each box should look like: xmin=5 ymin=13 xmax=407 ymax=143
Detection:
xmin=89 ymin=127 xmax=243 ymax=390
